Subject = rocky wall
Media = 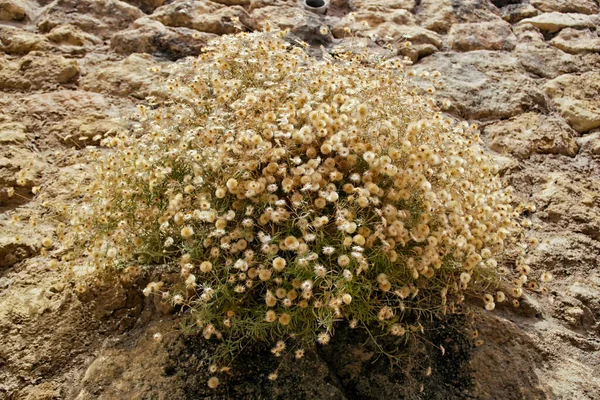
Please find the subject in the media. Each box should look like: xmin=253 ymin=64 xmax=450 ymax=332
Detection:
xmin=1 ymin=0 xmax=599 ymax=399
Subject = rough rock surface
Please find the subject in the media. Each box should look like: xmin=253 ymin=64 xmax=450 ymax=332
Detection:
xmin=544 ymin=72 xmax=600 ymax=133
xmin=36 ymin=0 xmax=144 ymax=38
xmin=447 ymin=20 xmax=516 ymax=51
xmin=111 ymin=17 xmax=217 ymax=59
xmin=483 ymin=112 xmax=580 ymax=159
xmin=0 ymin=0 xmax=37 ymax=21
xmin=530 ymin=0 xmax=600 ymax=15
xmin=519 ymin=12 xmax=599 ymax=33
xmin=410 ymin=51 xmax=546 ymax=120
xmin=549 ymin=28 xmax=600 ymax=55
xmin=1 ymin=1 xmax=600 ymax=400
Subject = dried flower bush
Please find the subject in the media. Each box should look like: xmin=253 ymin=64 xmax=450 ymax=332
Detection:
xmin=63 ymin=29 xmax=543 ymax=380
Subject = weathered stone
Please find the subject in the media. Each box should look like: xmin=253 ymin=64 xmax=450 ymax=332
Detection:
xmin=550 ymin=28 xmax=600 ymax=55
xmin=514 ymin=40 xmax=600 ymax=79
xmin=79 ymin=53 xmax=167 ymax=99
xmin=410 ymin=51 xmax=546 ymax=120
xmin=248 ymin=0 xmax=295 ymax=11
xmin=351 ymin=0 xmax=416 ymax=12
xmin=149 ymin=0 xmax=251 ymax=35
xmin=11 ymin=90 xmax=127 ymax=149
xmin=111 ymin=17 xmax=216 ymax=59
xmin=577 ymin=131 xmax=600 ymax=156
xmin=0 ymin=0 xmax=36 ymax=21
xmin=331 ymin=9 xmax=416 ymax=38
xmin=513 ymin=22 xmax=544 ymax=42
xmin=37 ymin=0 xmax=143 ymax=38
xmin=251 ymin=5 xmax=322 ymax=32
xmin=519 ymin=12 xmax=599 ymax=33
xmin=211 ymin=0 xmax=250 ymax=5
xmin=530 ymin=0 xmax=599 ymax=15
xmin=483 ymin=113 xmax=579 ymax=159
xmin=45 ymin=24 xmax=101 ymax=46
xmin=448 ymin=20 xmax=516 ymax=51
xmin=379 ymin=24 xmax=441 ymax=47
xmin=122 ymin=0 xmax=166 ymax=13
xmin=501 ymin=4 xmax=540 ymax=23
xmin=544 ymin=72 xmax=600 ymax=133
xmin=416 ymin=0 xmax=502 ymax=34
xmin=0 ymin=26 xmax=51 ymax=55
xmin=0 ymin=52 xmax=80 ymax=91
xmin=0 ymin=123 xmax=27 ymax=145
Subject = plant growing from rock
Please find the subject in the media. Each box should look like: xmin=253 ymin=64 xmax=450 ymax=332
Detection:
xmin=62 ymin=28 xmax=540 ymax=384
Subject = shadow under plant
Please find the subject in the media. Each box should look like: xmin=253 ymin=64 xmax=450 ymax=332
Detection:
xmin=166 ymin=315 xmax=474 ymax=400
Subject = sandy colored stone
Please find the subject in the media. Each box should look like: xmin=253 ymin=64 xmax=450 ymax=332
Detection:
xmin=122 ymin=0 xmax=166 ymax=13
xmin=37 ymin=0 xmax=144 ymax=38
xmin=483 ymin=112 xmax=579 ymax=159
xmin=448 ymin=20 xmax=516 ymax=51
xmin=211 ymin=0 xmax=249 ymax=5
xmin=514 ymin=40 xmax=600 ymax=79
xmin=411 ymin=51 xmax=546 ymax=120
xmin=331 ymin=8 xmax=416 ymax=38
xmin=544 ymin=72 xmax=600 ymax=133
xmin=0 ymin=0 xmax=36 ymax=21
xmin=416 ymin=0 xmax=502 ymax=33
xmin=0 ymin=52 xmax=80 ymax=91
xmin=0 ymin=123 xmax=27 ymax=145
xmin=530 ymin=0 xmax=599 ymax=15
xmin=251 ymin=5 xmax=321 ymax=32
xmin=45 ymin=24 xmax=101 ymax=47
xmin=149 ymin=0 xmax=251 ymax=35
xmin=248 ymin=0 xmax=295 ymax=11
xmin=351 ymin=0 xmax=416 ymax=12
xmin=0 ymin=26 xmax=51 ymax=55
xmin=550 ymin=28 xmax=600 ymax=55
xmin=3 ymin=90 xmax=130 ymax=150
xmin=80 ymin=53 xmax=167 ymax=99
xmin=519 ymin=12 xmax=599 ymax=33
xmin=111 ymin=17 xmax=216 ymax=60
xmin=500 ymin=4 xmax=540 ymax=23
xmin=577 ymin=131 xmax=600 ymax=156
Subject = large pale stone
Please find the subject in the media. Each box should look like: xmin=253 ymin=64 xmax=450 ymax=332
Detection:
xmin=410 ymin=51 xmax=546 ymax=120
xmin=111 ymin=17 xmax=216 ymax=59
xmin=550 ymin=28 xmax=600 ymax=55
xmin=544 ymin=72 xmax=600 ymax=133
xmin=251 ymin=5 xmax=321 ymax=32
xmin=37 ymin=0 xmax=143 ymax=38
xmin=0 ymin=26 xmax=51 ymax=55
xmin=351 ymin=0 xmax=416 ymax=12
xmin=45 ymin=24 xmax=101 ymax=46
xmin=0 ymin=52 xmax=80 ymax=91
xmin=149 ymin=0 xmax=251 ymax=35
xmin=530 ymin=0 xmax=599 ymax=15
xmin=331 ymin=16 xmax=441 ymax=59
xmin=331 ymin=8 xmax=416 ymax=38
xmin=18 ymin=90 xmax=128 ymax=148
xmin=519 ymin=12 xmax=599 ymax=33
xmin=211 ymin=0 xmax=249 ymax=4
xmin=577 ymin=132 xmax=600 ymax=156
xmin=0 ymin=0 xmax=36 ymax=21
xmin=483 ymin=113 xmax=579 ymax=159
xmin=514 ymin=40 xmax=600 ymax=79
xmin=79 ymin=53 xmax=168 ymax=99
xmin=501 ymin=4 xmax=539 ymax=23
xmin=416 ymin=0 xmax=501 ymax=33
xmin=374 ymin=24 xmax=442 ymax=47
xmin=447 ymin=20 xmax=516 ymax=51
xmin=121 ymin=0 xmax=166 ymax=13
